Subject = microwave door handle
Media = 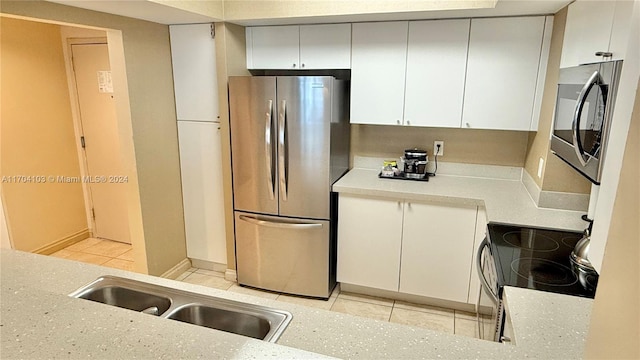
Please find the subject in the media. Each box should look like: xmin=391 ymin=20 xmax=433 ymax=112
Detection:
xmin=572 ymin=71 xmax=601 ymax=166
xmin=476 ymin=238 xmax=499 ymax=304
xmin=278 ymin=100 xmax=287 ymax=202
xmin=265 ymin=100 xmax=275 ymax=200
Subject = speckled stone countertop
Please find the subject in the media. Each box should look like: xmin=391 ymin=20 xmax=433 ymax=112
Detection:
xmin=1 ymin=250 xmax=593 ymax=359
xmin=333 ymin=168 xmax=587 ymax=231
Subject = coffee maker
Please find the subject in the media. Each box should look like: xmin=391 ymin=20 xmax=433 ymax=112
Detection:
xmin=403 ymin=149 xmax=428 ymax=179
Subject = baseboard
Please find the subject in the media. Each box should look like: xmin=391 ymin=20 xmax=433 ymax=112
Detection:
xmin=190 ymin=258 xmax=227 ymax=273
xmin=160 ymin=258 xmax=192 ymax=280
xmin=33 ymin=228 xmax=90 ymax=255
xmin=340 ymin=283 xmax=476 ymax=313
xmin=225 ymin=269 xmax=237 ymax=282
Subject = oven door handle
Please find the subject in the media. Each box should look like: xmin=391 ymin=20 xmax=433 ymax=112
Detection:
xmin=476 ymin=237 xmax=499 ymax=304
xmin=571 ymin=70 xmax=601 ymax=166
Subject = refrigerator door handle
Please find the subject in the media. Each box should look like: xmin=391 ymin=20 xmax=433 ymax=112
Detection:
xmin=265 ymin=99 xmax=275 ymax=200
xmin=238 ymin=215 xmax=322 ymax=229
xmin=278 ymin=99 xmax=288 ymax=202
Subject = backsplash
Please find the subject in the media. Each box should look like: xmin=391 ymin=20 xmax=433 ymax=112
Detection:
xmin=350 ymin=124 xmax=530 ymax=168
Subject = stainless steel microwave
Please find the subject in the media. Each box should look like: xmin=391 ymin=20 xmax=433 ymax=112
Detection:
xmin=551 ymin=60 xmax=623 ymax=185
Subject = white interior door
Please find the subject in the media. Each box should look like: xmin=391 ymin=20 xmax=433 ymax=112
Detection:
xmin=72 ymin=43 xmax=130 ymax=244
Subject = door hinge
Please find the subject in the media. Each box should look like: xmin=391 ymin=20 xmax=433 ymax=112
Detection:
xmin=210 ymin=23 xmax=215 ymax=39
xmin=80 ymin=136 xmax=86 ymax=148
xmin=91 ymin=208 xmax=96 ymax=219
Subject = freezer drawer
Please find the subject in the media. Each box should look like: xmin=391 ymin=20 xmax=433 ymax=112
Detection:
xmin=235 ymin=211 xmax=333 ymax=298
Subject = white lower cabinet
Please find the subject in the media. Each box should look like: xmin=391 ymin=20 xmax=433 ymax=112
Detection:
xmin=399 ymin=202 xmax=477 ymax=303
xmin=177 ymin=121 xmax=227 ymax=265
xmin=337 ymin=196 xmax=403 ymax=292
xmin=337 ymin=194 xmax=479 ymax=304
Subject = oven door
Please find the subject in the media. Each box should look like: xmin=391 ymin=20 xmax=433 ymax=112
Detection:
xmin=476 ymin=237 xmax=503 ymax=342
xmin=551 ymin=61 xmax=621 ymax=184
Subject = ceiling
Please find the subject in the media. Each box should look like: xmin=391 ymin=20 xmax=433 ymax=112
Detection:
xmin=44 ymin=0 xmax=572 ymax=26
xmin=45 ymin=0 xmax=220 ymax=24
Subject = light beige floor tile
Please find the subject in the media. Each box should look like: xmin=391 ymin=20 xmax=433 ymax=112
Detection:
xmin=394 ymin=301 xmax=455 ymax=316
xmin=83 ymin=240 xmax=131 ymax=258
xmin=195 ymin=268 xmax=225 ymax=278
xmin=390 ymin=307 xmax=454 ymax=334
xmin=227 ymin=284 xmax=280 ymax=300
xmin=330 ymin=298 xmax=392 ymax=321
xmin=50 ymin=249 xmax=76 ymax=259
xmin=182 ymin=272 xmax=234 ymax=290
xmin=277 ymin=291 xmax=338 ymax=310
xmin=65 ymin=238 xmax=102 ymax=252
xmin=103 ymin=258 xmax=134 ymax=272
xmin=455 ymin=310 xmax=478 ymax=321
xmin=63 ymin=251 xmax=111 ymax=266
xmin=337 ymin=292 xmax=394 ymax=306
xmin=116 ymin=250 xmax=134 ymax=261
xmin=455 ymin=318 xmax=479 ymax=338
xmin=175 ymin=270 xmax=192 ymax=281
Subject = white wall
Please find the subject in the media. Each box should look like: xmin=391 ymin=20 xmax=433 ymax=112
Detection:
xmin=589 ymin=1 xmax=640 ymax=273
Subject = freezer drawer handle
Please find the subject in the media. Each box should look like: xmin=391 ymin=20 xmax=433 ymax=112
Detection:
xmin=265 ymin=99 xmax=275 ymax=200
xmin=239 ymin=215 xmax=322 ymax=229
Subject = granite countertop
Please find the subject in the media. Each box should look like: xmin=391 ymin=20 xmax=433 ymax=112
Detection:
xmin=333 ymin=167 xmax=587 ymax=231
xmin=1 ymin=250 xmax=592 ymax=359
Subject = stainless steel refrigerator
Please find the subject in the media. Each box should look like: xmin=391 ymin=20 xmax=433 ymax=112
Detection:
xmin=229 ymin=76 xmax=349 ymax=299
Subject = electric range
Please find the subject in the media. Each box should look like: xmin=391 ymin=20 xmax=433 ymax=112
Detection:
xmin=487 ymin=223 xmax=598 ymax=299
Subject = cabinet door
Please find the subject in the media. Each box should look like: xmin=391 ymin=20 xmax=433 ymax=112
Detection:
xmin=560 ymin=0 xmax=616 ymax=68
xmin=351 ymin=21 xmax=408 ymax=125
xmin=178 ymin=121 xmax=227 ymax=264
xmin=462 ymin=17 xmax=545 ymax=131
xmin=169 ymin=24 xmax=219 ymax=122
xmin=400 ymin=202 xmax=477 ymax=303
xmin=299 ymin=24 xmax=351 ymax=69
xmin=404 ymin=19 xmax=470 ymax=128
xmin=337 ymin=195 xmax=403 ymax=291
xmin=247 ymin=26 xmax=299 ymax=69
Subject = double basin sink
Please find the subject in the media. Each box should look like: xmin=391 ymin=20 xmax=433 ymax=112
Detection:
xmin=69 ymin=276 xmax=292 ymax=342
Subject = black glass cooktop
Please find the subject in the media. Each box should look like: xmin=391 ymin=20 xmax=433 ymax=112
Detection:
xmin=488 ymin=223 xmax=598 ymax=299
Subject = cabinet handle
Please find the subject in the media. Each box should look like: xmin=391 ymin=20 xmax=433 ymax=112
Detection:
xmin=466 ymin=122 xmax=471 ymax=128
xmin=301 ymin=63 xmax=305 ymax=68
xmin=406 ymin=120 xmax=411 ymax=125
xmin=292 ymin=63 xmax=297 ymax=68
xmin=396 ymin=120 xmax=401 ymax=125
xmin=595 ymin=51 xmax=613 ymax=58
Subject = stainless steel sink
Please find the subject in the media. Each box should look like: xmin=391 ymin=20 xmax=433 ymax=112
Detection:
xmin=69 ymin=276 xmax=292 ymax=342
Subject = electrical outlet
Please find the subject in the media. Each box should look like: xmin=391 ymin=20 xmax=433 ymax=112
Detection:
xmin=538 ymin=157 xmax=544 ymax=178
xmin=434 ymin=141 xmax=444 ymax=156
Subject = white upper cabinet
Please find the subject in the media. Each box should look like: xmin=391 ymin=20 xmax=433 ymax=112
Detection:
xmin=299 ymin=24 xmax=351 ymax=69
xmin=351 ymin=21 xmax=409 ymax=125
xmin=404 ymin=19 xmax=470 ymax=128
xmin=560 ymin=0 xmax=633 ymax=68
xmin=246 ymin=26 xmax=300 ymax=69
xmin=462 ymin=16 xmax=546 ymax=131
xmin=169 ymin=24 xmax=219 ymax=122
xmin=246 ymin=24 xmax=351 ymax=69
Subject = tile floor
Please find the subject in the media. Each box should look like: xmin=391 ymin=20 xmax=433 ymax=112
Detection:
xmin=50 ymin=237 xmax=134 ymax=272
xmin=175 ymin=267 xmax=481 ymax=339
xmin=51 ymin=239 xmax=480 ymax=338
